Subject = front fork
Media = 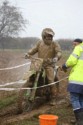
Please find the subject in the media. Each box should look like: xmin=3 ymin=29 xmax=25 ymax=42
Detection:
xmin=28 ymin=70 xmax=41 ymax=102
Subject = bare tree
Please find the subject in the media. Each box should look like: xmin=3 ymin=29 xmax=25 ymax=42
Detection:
xmin=0 ymin=0 xmax=27 ymax=49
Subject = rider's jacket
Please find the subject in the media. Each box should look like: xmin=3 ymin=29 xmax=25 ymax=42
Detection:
xmin=66 ymin=43 xmax=83 ymax=94
xmin=28 ymin=40 xmax=62 ymax=64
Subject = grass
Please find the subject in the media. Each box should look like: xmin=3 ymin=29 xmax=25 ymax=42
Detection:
xmin=0 ymin=95 xmax=17 ymax=109
xmin=8 ymin=118 xmax=39 ymax=125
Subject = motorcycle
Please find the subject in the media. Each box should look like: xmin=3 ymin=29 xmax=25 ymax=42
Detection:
xmin=17 ymin=56 xmax=59 ymax=114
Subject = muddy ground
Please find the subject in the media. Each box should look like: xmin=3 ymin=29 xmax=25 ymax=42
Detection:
xmin=0 ymin=50 xmax=75 ymax=125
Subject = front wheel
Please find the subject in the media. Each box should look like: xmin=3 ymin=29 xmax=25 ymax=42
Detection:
xmin=17 ymin=80 xmax=31 ymax=114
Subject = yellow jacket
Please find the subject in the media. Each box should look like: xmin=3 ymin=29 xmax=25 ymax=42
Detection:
xmin=66 ymin=43 xmax=83 ymax=93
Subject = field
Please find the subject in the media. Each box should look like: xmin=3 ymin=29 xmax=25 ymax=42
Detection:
xmin=0 ymin=50 xmax=75 ymax=125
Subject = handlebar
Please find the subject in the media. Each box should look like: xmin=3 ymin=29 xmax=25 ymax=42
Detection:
xmin=25 ymin=53 xmax=42 ymax=60
xmin=24 ymin=53 xmax=62 ymax=71
xmin=27 ymin=56 xmax=43 ymax=62
xmin=24 ymin=53 xmax=60 ymax=67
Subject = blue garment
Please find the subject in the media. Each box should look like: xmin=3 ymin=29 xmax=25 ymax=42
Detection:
xmin=70 ymin=92 xmax=83 ymax=110
xmin=67 ymin=83 xmax=83 ymax=94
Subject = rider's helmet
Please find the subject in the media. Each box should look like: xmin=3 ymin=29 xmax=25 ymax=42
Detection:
xmin=41 ymin=28 xmax=55 ymax=45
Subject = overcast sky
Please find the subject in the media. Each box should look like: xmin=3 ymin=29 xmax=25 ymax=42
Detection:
xmin=1 ymin=0 xmax=83 ymax=39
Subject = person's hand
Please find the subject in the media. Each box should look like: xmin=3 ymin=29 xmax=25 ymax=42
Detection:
xmin=61 ymin=64 xmax=67 ymax=72
xmin=24 ymin=53 xmax=30 ymax=59
xmin=53 ymin=57 xmax=58 ymax=63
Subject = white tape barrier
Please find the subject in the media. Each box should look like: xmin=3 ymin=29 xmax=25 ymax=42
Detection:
xmin=0 ymin=62 xmax=30 ymax=86
xmin=0 ymin=76 xmax=68 ymax=91
xmin=0 ymin=62 xmax=31 ymax=70
xmin=0 ymin=80 xmax=26 ymax=87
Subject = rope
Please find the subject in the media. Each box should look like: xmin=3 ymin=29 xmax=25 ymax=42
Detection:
xmin=0 ymin=62 xmax=31 ymax=70
xmin=0 ymin=76 xmax=68 ymax=91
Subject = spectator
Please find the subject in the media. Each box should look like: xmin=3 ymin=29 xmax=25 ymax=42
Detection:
xmin=62 ymin=39 xmax=83 ymax=125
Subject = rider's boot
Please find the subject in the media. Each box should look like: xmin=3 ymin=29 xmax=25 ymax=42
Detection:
xmin=49 ymin=96 xmax=56 ymax=106
xmin=49 ymin=85 xmax=58 ymax=105
xmin=73 ymin=109 xmax=83 ymax=125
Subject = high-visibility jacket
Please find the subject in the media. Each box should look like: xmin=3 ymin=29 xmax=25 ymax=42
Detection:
xmin=66 ymin=43 xmax=83 ymax=94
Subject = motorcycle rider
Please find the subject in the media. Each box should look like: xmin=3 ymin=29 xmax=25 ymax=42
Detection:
xmin=25 ymin=28 xmax=62 ymax=105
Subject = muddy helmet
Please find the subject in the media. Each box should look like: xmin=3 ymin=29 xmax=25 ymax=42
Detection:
xmin=42 ymin=28 xmax=55 ymax=45
xmin=42 ymin=28 xmax=55 ymax=39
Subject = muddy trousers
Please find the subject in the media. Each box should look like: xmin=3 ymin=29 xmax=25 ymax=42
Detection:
xmin=45 ymin=66 xmax=56 ymax=97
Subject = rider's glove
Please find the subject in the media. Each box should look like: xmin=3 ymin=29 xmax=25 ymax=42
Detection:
xmin=53 ymin=57 xmax=58 ymax=63
xmin=25 ymin=53 xmax=30 ymax=59
xmin=62 ymin=64 xmax=67 ymax=72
